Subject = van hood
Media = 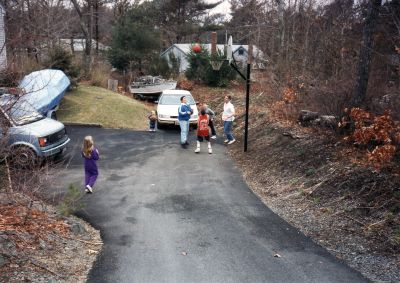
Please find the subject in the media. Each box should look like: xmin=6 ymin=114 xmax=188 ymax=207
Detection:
xmin=157 ymin=104 xmax=198 ymax=117
xmin=15 ymin=118 xmax=65 ymax=137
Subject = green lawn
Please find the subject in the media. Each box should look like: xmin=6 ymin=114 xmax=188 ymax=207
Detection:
xmin=58 ymin=85 xmax=153 ymax=129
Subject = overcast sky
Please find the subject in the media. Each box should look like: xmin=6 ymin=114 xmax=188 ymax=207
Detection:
xmin=208 ymin=0 xmax=232 ymax=17
xmin=207 ymin=0 xmax=343 ymax=17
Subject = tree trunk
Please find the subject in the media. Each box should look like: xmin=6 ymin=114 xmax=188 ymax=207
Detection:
xmin=351 ymin=0 xmax=382 ymax=107
xmin=302 ymin=0 xmax=313 ymax=74
xmin=89 ymin=0 xmax=93 ymax=54
xmin=70 ymin=0 xmax=92 ymax=74
xmin=276 ymin=0 xmax=285 ymax=76
xmin=95 ymin=0 xmax=99 ymax=55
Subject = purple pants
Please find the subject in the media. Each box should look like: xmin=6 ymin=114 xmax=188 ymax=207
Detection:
xmin=85 ymin=172 xmax=98 ymax=187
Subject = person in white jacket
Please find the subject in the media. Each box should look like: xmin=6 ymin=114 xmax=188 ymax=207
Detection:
xmin=222 ymin=95 xmax=235 ymax=145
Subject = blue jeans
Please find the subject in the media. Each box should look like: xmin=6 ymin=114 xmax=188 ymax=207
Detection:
xmin=224 ymin=121 xmax=234 ymax=141
xmin=149 ymin=121 xmax=156 ymax=130
xmin=179 ymin=120 xmax=189 ymax=144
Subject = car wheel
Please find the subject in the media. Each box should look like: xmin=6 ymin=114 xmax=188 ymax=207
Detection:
xmin=157 ymin=121 xmax=164 ymax=130
xmin=51 ymin=111 xmax=57 ymax=120
xmin=53 ymin=149 xmax=65 ymax=163
xmin=10 ymin=146 xmax=38 ymax=168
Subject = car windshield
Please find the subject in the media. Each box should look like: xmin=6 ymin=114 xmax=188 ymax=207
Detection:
xmin=0 ymin=95 xmax=45 ymax=126
xmin=159 ymin=95 xmax=195 ymax=105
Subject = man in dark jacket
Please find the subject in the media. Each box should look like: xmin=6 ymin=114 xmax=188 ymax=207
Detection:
xmin=178 ymin=96 xmax=193 ymax=147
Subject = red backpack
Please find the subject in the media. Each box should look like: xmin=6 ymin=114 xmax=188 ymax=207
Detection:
xmin=197 ymin=114 xmax=210 ymax=137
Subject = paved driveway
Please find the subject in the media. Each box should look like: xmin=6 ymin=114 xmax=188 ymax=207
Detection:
xmin=52 ymin=126 xmax=368 ymax=283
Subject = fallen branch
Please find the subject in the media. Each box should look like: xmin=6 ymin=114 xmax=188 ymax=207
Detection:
xmin=365 ymin=219 xmax=386 ymax=230
xmin=6 ymin=252 xmax=65 ymax=279
xmin=0 ymin=222 xmax=22 ymax=226
xmin=343 ymin=214 xmax=365 ymax=227
xmin=303 ymin=169 xmax=337 ymax=195
xmin=53 ymin=233 xmax=102 ymax=246
xmin=70 ymin=237 xmax=102 ymax=246
xmin=326 ymin=247 xmax=346 ymax=254
xmin=29 ymin=259 xmax=64 ymax=279
xmin=5 ymin=158 xmax=12 ymax=192
xmin=282 ymin=131 xmax=302 ymax=139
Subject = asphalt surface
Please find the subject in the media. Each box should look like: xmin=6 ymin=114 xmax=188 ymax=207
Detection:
xmin=52 ymin=126 xmax=369 ymax=283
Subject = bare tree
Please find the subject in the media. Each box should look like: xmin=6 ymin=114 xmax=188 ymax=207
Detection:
xmin=70 ymin=0 xmax=93 ymax=74
xmin=352 ymin=0 xmax=383 ymax=107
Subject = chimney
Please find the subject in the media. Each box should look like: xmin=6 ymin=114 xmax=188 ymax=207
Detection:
xmin=211 ymin=32 xmax=217 ymax=55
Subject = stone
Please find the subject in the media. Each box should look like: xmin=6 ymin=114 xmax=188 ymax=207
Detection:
xmin=70 ymin=222 xmax=86 ymax=235
xmin=319 ymin=115 xmax=337 ymax=129
xmin=0 ymin=254 xmax=8 ymax=268
xmin=39 ymin=239 xmax=52 ymax=250
xmin=299 ymin=110 xmax=319 ymax=126
xmin=0 ymin=235 xmax=16 ymax=253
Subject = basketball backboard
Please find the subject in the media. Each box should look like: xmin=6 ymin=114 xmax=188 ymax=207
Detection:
xmin=226 ymin=35 xmax=233 ymax=64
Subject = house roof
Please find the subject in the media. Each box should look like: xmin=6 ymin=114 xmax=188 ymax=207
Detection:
xmin=0 ymin=3 xmax=5 ymax=14
xmin=161 ymin=43 xmax=264 ymax=59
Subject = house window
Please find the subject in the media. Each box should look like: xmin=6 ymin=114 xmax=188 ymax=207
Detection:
xmin=238 ymin=48 xmax=244 ymax=55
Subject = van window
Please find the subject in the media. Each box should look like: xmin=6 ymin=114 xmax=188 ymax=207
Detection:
xmin=0 ymin=96 xmax=44 ymax=126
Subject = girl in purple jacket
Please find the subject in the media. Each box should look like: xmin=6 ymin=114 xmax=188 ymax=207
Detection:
xmin=82 ymin=136 xmax=99 ymax=193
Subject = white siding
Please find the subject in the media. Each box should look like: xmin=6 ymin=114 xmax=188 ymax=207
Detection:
xmin=161 ymin=44 xmax=265 ymax=73
xmin=161 ymin=46 xmax=189 ymax=73
xmin=0 ymin=4 xmax=6 ymax=70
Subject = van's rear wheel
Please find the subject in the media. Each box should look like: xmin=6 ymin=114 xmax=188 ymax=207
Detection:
xmin=10 ymin=146 xmax=37 ymax=168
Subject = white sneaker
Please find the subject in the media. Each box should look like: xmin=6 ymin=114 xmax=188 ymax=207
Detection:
xmin=211 ymin=135 xmax=217 ymax=140
xmin=224 ymin=139 xmax=229 ymax=143
xmin=195 ymin=147 xmax=200 ymax=153
xmin=208 ymin=148 xmax=212 ymax=154
xmin=86 ymin=185 xmax=93 ymax=193
xmin=227 ymin=139 xmax=236 ymax=145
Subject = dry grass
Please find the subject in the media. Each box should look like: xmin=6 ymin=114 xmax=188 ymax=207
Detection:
xmin=57 ymin=85 xmax=153 ymax=129
xmin=90 ymin=62 xmax=110 ymax=88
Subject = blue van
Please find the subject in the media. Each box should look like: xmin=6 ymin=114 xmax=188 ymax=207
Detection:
xmin=0 ymin=94 xmax=70 ymax=167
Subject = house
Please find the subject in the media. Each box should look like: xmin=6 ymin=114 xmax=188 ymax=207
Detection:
xmin=0 ymin=3 xmax=7 ymax=70
xmin=58 ymin=38 xmax=109 ymax=54
xmin=160 ymin=43 xmax=266 ymax=73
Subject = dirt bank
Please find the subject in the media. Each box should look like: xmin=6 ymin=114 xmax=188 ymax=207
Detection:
xmin=192 ymin=84 xmax=400 ymax=282
xmin=0 ymin=192 xmax=102 ymax=282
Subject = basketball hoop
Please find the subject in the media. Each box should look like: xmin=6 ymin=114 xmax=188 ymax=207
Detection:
xmin=210 ymin=59 xmax=225 ymax=71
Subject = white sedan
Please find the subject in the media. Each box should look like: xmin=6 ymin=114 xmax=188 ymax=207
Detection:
xmin=156 ymin=90 xmax=198 ymax=127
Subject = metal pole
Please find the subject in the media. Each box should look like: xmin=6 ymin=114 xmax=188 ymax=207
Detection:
xmin=244 ymin=63 xmax=250 ymax=152
xmin=244 ymin=44 xmax=252 ymax=152
xmin=228 ymin=42 xmax=252 ymax=152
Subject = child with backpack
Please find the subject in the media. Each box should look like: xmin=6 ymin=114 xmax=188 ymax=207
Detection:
xmin=195 ymin=106 xmax=212 ymax=154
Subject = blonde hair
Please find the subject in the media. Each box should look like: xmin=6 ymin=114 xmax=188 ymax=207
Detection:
xmin=151 ymin=110 xmax=156 ymax=115
xmin=82 ymin=136 xmax=94 ymax=158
